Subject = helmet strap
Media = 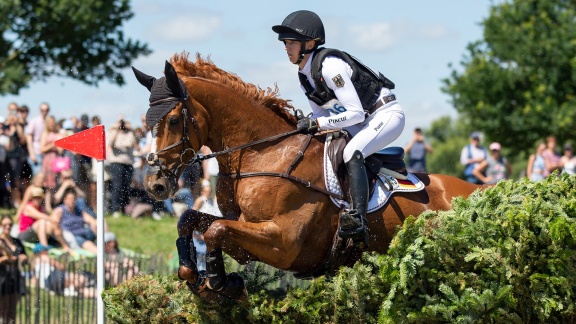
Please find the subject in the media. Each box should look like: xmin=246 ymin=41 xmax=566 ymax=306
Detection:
xmin=295 ymin=40 xmax=315 ymax=65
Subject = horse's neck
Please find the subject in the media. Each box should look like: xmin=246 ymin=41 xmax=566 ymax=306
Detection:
xmin=193 ymin=81 xmax=294 ymax=153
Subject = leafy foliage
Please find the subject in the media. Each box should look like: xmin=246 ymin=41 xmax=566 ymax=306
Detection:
xmin=0 ymin=0 xmax=150 ymax=95
xmin=442 ymin=0 xmax=576 ymax=157
xmin=104 ymin=174 xmax=576 ymax=323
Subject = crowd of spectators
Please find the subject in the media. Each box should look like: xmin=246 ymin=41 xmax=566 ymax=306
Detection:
xmin=460 ymin=132 xmax=574 ymax=185
xmin=0 ymin=101 xmax=222 ymax=306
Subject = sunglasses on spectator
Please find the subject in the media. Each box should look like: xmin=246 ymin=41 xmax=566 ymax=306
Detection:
xmin=1 ymin=222 xmax=12 ymax=227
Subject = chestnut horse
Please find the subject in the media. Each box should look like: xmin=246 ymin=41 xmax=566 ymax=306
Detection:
xmin=132 ymin=54 xmax=481 ymax=301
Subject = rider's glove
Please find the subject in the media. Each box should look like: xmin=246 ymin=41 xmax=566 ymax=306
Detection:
xmin=296 ymin=117 xmax=319 ymax=134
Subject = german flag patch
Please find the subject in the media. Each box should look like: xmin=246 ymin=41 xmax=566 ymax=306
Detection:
xmin=332 ymin=74 xmax=345 ymax=88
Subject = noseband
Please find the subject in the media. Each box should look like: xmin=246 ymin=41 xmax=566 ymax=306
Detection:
xmin=146 ymin=96 xmax=203 ymax=178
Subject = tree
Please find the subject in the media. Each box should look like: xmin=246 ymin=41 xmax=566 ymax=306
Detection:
xmin=442 ymin=0 xmax=576 ymax=157
xmin=0 ymin=0 xmax=150 ymax=95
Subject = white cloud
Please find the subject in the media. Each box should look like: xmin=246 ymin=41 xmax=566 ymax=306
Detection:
xmin=149 ymin=15 xmax=221 ymax=42
xmin=348 ymin=21 xmax=455 ymax=52
xmin=350 ymin=22 xmax=398 ymax=51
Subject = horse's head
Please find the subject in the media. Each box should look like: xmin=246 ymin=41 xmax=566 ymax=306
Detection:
xmin=132 ymin=61 xmax=204 ymax=200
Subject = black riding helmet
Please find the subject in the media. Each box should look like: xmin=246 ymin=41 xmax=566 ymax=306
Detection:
xmin=272 ymin=10 xmax=325 ymax=64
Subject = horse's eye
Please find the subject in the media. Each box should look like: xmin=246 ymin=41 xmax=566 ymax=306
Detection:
xmin=169 ymin=117 xmax=179 ymax=125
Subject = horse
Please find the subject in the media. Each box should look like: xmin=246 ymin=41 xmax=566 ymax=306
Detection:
xmin=132 ymin=53 xmax=482 ymax=302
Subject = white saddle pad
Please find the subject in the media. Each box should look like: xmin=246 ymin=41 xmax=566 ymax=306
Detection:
xmin=323 ymin=142 xmax=425 ymax=213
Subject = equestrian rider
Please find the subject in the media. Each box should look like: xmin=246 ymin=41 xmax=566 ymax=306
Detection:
xmin=272 ymin=10 xmax=405 ymax=247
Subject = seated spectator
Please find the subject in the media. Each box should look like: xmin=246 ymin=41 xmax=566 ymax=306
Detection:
xmin=32 ymin=244 xmax=95 ymax=298
xmin=560 ymin=143 xmax=576 ymax=175
xmin=129 ymin=164 xmax=169 ymax=221
xmin=526 ymin=142 xmax=546 ymax=181
xmin=104 ymin=232 xmax=139 ymax=287
xmin=50 ymin=189 xmax=97 ymax=254
xmin=47 ymin=169 xmax=95 ymax=217
xmin=15 ymin=172 xmax=46 ymax=220
xmin=192 ymin=180 xmax=222 ymax=217
xmin=472 ymin=142 xmax=512 ymax=185
xmin=18 ymin=187 xmax=71 ymax=253
xmin=163 ymin=176 xmax=195 ymax=219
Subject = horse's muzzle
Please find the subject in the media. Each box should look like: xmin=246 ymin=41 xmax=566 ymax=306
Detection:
xmin=145 ymin=165 xmax=178 ymax=200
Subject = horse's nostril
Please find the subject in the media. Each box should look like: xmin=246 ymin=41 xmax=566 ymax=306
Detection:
xmin=153 ymin=184 xmax=166 ymax=195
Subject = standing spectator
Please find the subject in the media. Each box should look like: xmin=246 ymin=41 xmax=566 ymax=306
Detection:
xmin=560 ymin=143 xmax=576 ymax=175
xmin=16 ymin=105 xmax=32 ymax=188
xmin=72 ymin=115 xmax=92 ymax=192
xmin=5 ymin=112 xmax=28 ymax=208
xmin=542 ymin=135 xmax=561 ymax=177
xmin=0 ymin=215 xmax=28 ymax=324
xmin=404 ymin=127 xmax=433 ymax=173
xmin=107 ymin=118 xmax=139 ymax=217
xmin=0 ymin=117 xmax=14 ymax=208
xmin=39 ymin=116 xmax=64 ymax=192
xmin=6 ymin=102 xmax=18 ymax=117
xmin=25 ymin=102 xmax=50 ymax=176
xmin=460 ymin=132 xmax=487 ymax=184
xmin=91 ymin=115 xmax=101 ymax=127
xmin=526 ymin=142 xmax=547 ymax=182
xmin=472 ymin=142 xmax=512 ymax=184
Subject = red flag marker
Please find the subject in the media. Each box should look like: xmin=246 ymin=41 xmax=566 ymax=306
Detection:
xmin=55 ymin=125 xmax=106 ymax=160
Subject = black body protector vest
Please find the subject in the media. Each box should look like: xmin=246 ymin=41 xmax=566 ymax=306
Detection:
xmin=299 ymin=48 xmax=395 ymax=111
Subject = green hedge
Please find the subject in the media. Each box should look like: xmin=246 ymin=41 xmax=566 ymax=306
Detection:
xmin=103 ymin=174 xmax=576 ymax=323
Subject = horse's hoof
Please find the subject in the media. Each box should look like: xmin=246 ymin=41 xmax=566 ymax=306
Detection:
xmin=178 ymin=265 xmax=198 ymax=283
xmin=186 ymin=281 xmax=226 ymax=304
xmin=220 ymin=273 xmax=248 ymax=302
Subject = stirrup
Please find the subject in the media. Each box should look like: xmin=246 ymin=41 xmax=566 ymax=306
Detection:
xmin=338 ymin=210 xmax=369 ymax=248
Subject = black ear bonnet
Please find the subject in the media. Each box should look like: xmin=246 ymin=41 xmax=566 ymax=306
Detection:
xmin=145 ymin=77 xmax=189 ymax=129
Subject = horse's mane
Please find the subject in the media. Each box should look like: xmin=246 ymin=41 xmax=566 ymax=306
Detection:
xmin=170 ymin=52 xmax=297 ymax=124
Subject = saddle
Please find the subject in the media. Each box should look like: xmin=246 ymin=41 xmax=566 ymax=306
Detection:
xmin=326 ymin=131 xmax=408 ymax=201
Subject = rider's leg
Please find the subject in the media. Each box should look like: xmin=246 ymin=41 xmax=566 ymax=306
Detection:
xmin=339 ymin=104 xmax=405 ymax=247
xmin=339 ymin=150 xmax=369 ymax=247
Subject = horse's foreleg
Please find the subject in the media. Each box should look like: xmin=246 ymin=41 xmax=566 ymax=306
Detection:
xmin=200 ymin=219 xmax=303 ymax=301
xmin=176 ymin=209 xmax=225 ymax=289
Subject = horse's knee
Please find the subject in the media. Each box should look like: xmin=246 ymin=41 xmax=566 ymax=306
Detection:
xmin=203 ymin=221 xmax=227 ymax=246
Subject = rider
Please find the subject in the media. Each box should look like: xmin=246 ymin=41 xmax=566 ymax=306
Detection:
xmin=272 ymin=10 xmax=405 ymax=247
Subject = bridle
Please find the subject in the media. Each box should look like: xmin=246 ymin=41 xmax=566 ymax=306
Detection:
xmin=146 ymin=96 xmax=203 ymax=178
xmin=146 ymin=94 xmax=344 ymax=200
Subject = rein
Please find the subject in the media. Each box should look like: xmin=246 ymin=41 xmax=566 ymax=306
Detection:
xmin=149 ymin=94 xmax=344 ymax=200
xmin=192 ymin=130 xmax=345 ymax=200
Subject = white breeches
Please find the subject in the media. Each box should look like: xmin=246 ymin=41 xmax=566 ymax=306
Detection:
xmin=342 ymin=102 xmax=405 ymax=163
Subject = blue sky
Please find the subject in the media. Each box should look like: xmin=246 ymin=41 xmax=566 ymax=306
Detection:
xmin=3 ymin=0 xmax=493 ymax=146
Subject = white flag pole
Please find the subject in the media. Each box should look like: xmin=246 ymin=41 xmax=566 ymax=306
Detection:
xmin=96 ymin=159 xmax=105 ymax=324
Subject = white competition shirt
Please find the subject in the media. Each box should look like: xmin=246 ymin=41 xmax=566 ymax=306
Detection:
xmin=299 ymin=52 xmax=392 ymax=130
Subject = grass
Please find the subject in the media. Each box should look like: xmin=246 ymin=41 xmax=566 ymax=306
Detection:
xmin=104 ymin=213 xmax=179 ymax=256
xmin=2 ymin=207 xmax=179 ymax=257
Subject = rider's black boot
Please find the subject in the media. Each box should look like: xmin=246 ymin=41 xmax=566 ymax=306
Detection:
xmin=338 ymin=150 xmax=370 ymax=248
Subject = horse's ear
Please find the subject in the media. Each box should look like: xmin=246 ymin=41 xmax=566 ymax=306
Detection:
xmin=164 ymin=61 xmax=182 ymax=97
xmin=132 ymin=66 xmax=156 ymax=92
